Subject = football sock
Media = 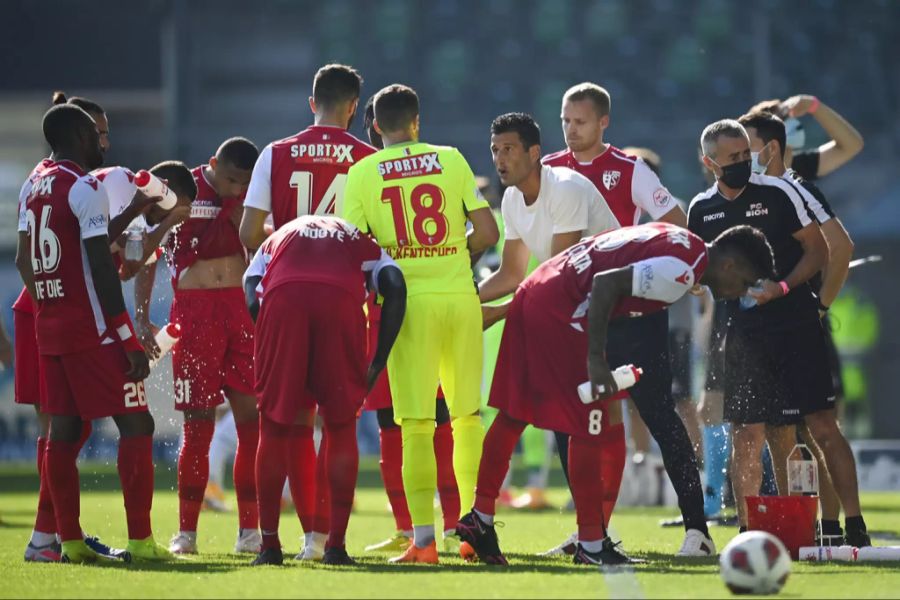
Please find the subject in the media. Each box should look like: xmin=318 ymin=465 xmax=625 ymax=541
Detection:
xmin=401 ymin=419 xmax=436 ymax=527
xmin=413 ymin=524 xmax=435 ymax=549
xmin=821 ymin=519 xmax=843 ymax=536
xmin=34 ymin=437 xmax=56 ymax=535
xmin=569 ymin=434 xmax=607 ymax=543
xmin=703 ymin=423 xmax=731 ymax=517
xmin=599 ymin=424 xmax=627 ymax=528
xmin=450 ymin=414 xmax=484 ymax=512
xmin=473 ymin=411 xmax=525 ymax=516
xmin=234 ymin=420 xmax=260 ymax=530
xmin=845 ymin=515 xmax=867 ymax=534
xmin=323 ymin=420 xmax=358 ymax=549
xmin=473 ymin=509 xmax=494 ymax=526
xmin=45 ymin=440 xmax=82 ymax=542
xmin=178 ymin=419 xmax=214 ymax=533
xmin=118 ymin=435 xmax=154 ymax=540
xmin=581 ymin=538 xmax=606 ymax=553
xmin=256 ymin=416 xmax=293 ymax=551
xmin=434 ymin=421 xmax=460 ymax=532
xmin=379 ymin=425 xmax=413 ymax=532
xmin=312 ymin=431 xmax=331 ymax=535
xmin=287 ymin=425 xmax=317 ymax=533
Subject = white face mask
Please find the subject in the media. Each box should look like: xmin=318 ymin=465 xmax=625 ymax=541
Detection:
xmin=785 ymin=117 xmax=806 ymax=150
xmin=751 ymin=150 xmax=771 ymax=175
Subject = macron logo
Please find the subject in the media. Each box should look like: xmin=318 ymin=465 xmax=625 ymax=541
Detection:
xmin=703 ymin=212 xmax=725 ymax=223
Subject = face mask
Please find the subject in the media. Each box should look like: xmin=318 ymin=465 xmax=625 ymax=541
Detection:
xmin=785 ymin=117 xmax=806 ymax=150
xmin=715 ymin=159 xmax=752 ymax=189
xmin=750 ymin=146 xmax=772 ymax=175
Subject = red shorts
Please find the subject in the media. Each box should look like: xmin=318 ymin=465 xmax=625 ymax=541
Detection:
xmin=170 ymin=287 xmax=255 ymax=411
xmin=255 ymin=282 xmax=367 ymax=426
xmin=41 ymin=343 xmax=149 ymax=420
xmin=13 ymin=308 xmax=44 ymax=407
xmin=488 ymin=281 xmax=624 ymax=439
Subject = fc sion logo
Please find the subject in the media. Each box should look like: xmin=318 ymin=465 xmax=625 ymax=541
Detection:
xmin=602 ymin=170 xmax=621 ymax=190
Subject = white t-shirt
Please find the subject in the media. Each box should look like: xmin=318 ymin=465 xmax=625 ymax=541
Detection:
xmin=501 ymin=165 xmax=619 ymax=263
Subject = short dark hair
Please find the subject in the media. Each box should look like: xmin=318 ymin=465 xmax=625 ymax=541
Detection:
xmin=738 ymin=111 xmax=787 ymax=158
xmin=490 ymin=112 xmax=541 ymax=150
xmin=215 ymin=137 xmax=259 ymax=170
xmin=747 ymin=98 xmax=787 ymax=119
xmin=563 ymin=83 xmax=611 ymax=117
xmin=149 ymin=160 xmax=197 ymax=201
xmin=363 ymin=94 xmax=382 ymax=148
xmin=700 ymin=119 xmax=748 ymax=158
xmin=52 ymin=91 xmax=105 ymax=117
xmin=42 ymin=104 xmax=94 ymax=151
xmin=712 ymin=225 xmax=776 ymax=280
xmin=313 ymin=64 xmax=362 ymax=110
xmin=374 ymin=84 xmax=419 ymax=133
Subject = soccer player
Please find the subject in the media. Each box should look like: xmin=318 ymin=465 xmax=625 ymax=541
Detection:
xmin=17 ymin=103 xmax=170 ymax=563
xmin=16 ymin=92 xmax=173 ymax=562
xmin=542 ymin=82 xmax=710 ymax=556
xmin=687 ymin=120 xmax=856 ymax=540
xmin=357 ymin=95 xmax=462 ymax=555
xmin=342 ymin=84 xmax=500 ymax=563
xmin=139 ymin=137 xmax=262 ymax=555
xmin=240 ymin=63 xmax=376 ymax=560
xmin=244 ymin=215 xmax=406 ymax=566
xmin=458 ymin=223 xmax=774 ymax=565
xmin=739 ymin=111 xmax=867 ymax=546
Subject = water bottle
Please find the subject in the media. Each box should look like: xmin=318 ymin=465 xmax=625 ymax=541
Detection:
xmin=149 ymin=322 xmax=181 ymax=369
xmin=578 ymin=364 xmax=643 ymax=404
xmin=739 ymin=280 xmax=765 ymax=310
xmin=134 ymin=170 xmax=177 ymax=210
xmin=124 ymin=223 xmax=144 ymax=262
xmin=788 ymin=444 xmax=819 ymax=496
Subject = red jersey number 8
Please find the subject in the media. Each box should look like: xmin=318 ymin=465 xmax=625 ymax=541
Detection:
xmin=381 ymin=184 xmax=449 ymax=247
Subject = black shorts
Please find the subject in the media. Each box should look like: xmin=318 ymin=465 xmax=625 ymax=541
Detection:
xmin=822 ymin=316 xmax=845 ymax=401
xmin=607 ymin=310 xmax=672 ymax=413
xmin=669 ymin=329 xmax=692 ymax=403
xmin=724 ymin=318 xmax=835 ymax=426
xmin=704 ymin=303 xmax=728 ymax=393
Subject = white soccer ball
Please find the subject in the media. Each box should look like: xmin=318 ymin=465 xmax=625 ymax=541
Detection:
xmin=719 ymin=531 xmax=791 ymax=595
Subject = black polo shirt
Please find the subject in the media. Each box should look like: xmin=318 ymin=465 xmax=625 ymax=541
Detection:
xmin=688 ymin=172 xmax=819 ymax=331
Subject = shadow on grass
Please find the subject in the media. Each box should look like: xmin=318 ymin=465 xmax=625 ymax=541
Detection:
xmin=0 ymin=518 xmax=31 ymax=529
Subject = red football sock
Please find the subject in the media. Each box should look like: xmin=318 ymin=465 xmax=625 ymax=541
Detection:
xmin=324 ymin=419 xmax=358 ymax=550
xmin=118 ymin=435 xmax=154 ymax=540
xmin=256 ymin=416 xmax=293 ymax=551
xmin=45 ymin=440 xmax=82 ymax=542
xmin=77 ymin=420 xmax=92 ymax=449
xmin=312 ymin=431 xmax=331 ymax=535
xmin=434 ymin=421 xmax=460 ymax=532
xmin=287 ymin=425 xmax=317 ymax=533
xmin=177 ymin=419 xmax=214 ymax=532
xmin=234 ymin=419 xmax=260 ymax=530
xmin=569 ymin=435 xmax=607 ymax=542
xmin=600 ymin=424 xmax=626 ymax=528
xmin=34 ymin=437 xmax=56 ymax=534
xmin=379 ymin=425 xmax=412 ymax=532
xmin=473 ymin=411 xmax=525 ymax=517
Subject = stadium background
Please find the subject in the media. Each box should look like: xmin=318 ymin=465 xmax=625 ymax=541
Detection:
xmin=0 ymin=0 xmax=898 ymax=478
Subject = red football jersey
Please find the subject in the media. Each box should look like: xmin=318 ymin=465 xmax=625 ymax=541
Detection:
xmin=13 ymin=158 xmax=54 ymax=314
xmin=524 ymin=223 xmax=708 ymax=325
xmin=543 ymin=145 xmax=675 ymax=227
xmin=246 ymin=215 xmax=396 ymax=306
xmin=24 ymin=160 xmax=113 ymax=355
xmin=165 ymin=165 xmax=245 ymax=284
xmin=244 ymin=125 xmax=376 ymax=228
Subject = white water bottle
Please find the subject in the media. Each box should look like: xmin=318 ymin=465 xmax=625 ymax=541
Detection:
xmin=578 ymin=364 xmax=643 ymax=404
xmin=739 ymin=280 xmax=765 ymax=310
xmin=149 ymin=322 xmax=181 ymax=369
xmin=788 ymin=444 xmax=819 ymax=496
xmin=134 ymin=170 xmax=177 ymax=210
xmin=124 ymin=223 xmax=144 ymax=261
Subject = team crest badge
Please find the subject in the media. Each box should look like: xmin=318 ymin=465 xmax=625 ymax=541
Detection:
xmin=602 ymin=170 xmax=621 ymax=190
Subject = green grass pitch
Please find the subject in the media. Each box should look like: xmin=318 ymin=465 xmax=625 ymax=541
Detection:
xmin=2 ymin=463 xmax=899 ymax=599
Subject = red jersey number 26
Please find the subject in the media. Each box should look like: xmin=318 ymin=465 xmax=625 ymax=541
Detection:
xmin=381 ymin=183 xmax=448 ymax=247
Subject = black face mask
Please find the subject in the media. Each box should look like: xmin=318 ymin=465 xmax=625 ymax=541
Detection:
xmin=717 ymin=159 xmax=751 ymax=189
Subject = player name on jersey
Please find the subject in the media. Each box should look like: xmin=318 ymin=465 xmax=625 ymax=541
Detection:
xmin=378 ymin=152 xmax=443 ymax=180
xmin=291 ymin=142 xmax=357 ymax=163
